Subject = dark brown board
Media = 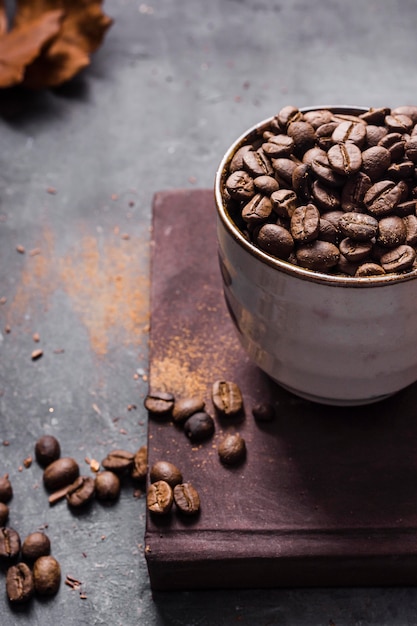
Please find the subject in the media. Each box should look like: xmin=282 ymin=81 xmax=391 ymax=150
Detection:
xmin=145 ymin=188 xmax=417 ymax=590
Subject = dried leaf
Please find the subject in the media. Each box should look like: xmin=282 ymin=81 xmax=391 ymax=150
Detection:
xmin=14 ymin=0 xmax=113 ymax=88
xmin=0 ymin=8 xmax=63 ymax=87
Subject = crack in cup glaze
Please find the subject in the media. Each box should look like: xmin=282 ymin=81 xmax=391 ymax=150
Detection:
xmin=215 ymin=106 xmax=417 ymax=405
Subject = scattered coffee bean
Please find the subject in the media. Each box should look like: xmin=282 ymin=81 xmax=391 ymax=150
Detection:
xmin=43 ymin=457 xmax=80 ymax=491
xmin=218 ymin=433 xmax=247 ymax=465
xmin=183 ymin=412 xmax=215 ymax=442
xmin=172 ymin=397 xmax=205 ymax=424
xmin=0 ymin=502 xmax=9 ymax=526
xmin=6 ymin=562 xmax=34 ymax=604
xmin=144 ymin=390 xmax=175 ymax=418
xmin=21 ymin=532 xmax=51 ymax=563
xmin=131 ymin=445 xmax=148 ymax=481
xmin=95 ymin=471 xmax=121 ymax=502
xmin=0 ymin=527 xmax=21 ymax=564
xmin=101 ymin=449 xmax=134 ymax=474
xmin=150 ymin=461 xmax=183 ymax=488
xmin=147 ymin=480 xmax=173 ymax=515
xmin=35 ymin=435 xmax=61 ymax=467
xmin=173 ymin=483 xmax=200 ymax=515
xmin=66 ymin=476 xmax=96 ymax=508
xmin=33 ymin=555 xmax=61 ymax=596
xmin=252 ymin=402 xmax=275 ymax=422
xmin=0 ymin=473 xmax=13 ymax=503
xmin=212 ymin=380 xmax=243 ymax=417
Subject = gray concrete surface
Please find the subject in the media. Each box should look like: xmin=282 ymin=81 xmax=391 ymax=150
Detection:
xmin=1 ymin=0 xmax=417 ymax=624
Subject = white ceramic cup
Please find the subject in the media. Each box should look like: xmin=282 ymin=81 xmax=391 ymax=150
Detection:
xmin=215 ymin=106 xmax=417 ymax=405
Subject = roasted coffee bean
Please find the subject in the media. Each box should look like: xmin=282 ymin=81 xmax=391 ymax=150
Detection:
xmin=173 ymin=483 xmax=200 ymax=515
xmin=271 ymin=157 xmax=298 ymax=186
xmin=270 ymin=189 xmax=297 ymax=218
xmin=316 ymin=122 xmax=339 ymax=150
xmin=387 ymin=160 xmax=415 ymax=180
xmin=35 ymin=435 xmax=61 ymax=468
xmin=355 ymin=262 xmax=386 ymax=277
xmin=0 ymin=527 xmax=21 ymax=563
xmin=327 ymin=142 xmax=362 ymax=175
xmin=131 ymin=445 xmax=148 ymax=481
xmin=287 ymin=120 xmax=316 ymax=156
xmin=392 ymin=105 xmax=417 ymax=122
xmin=147 ymin=480 xmax=173 ymax=515
xmin=184 ymin=412 xmax=215 ymax=442
xmin=229 ymin=145 xmax=253 ymax=172
xmin=0 ymin=503 xmax=9 ymax=526
xmin=66 ymin=476 xmax=95 ymax=508
xmin=218 ymin=433 xmax=246 ymax=466
xmin=405 ymin=137 xmax=417 ymax=163
xmin=378 ymin=132 xmax=405 ymax=162
xmin=361 ymin=146 xmax=391 ymax=181
xmin=33 ymin=555 xmax=61 ymax=596
xmin=253 ymin=175 xmax=280 ymax=195
xmin=290 ymin=203 xmax=320 ymax=243
xmin=43 ymin=457 xmax=80 ymax=491
xmin=292 ymin=163 xmax=312 ymax=200
xmin=243 ymin=149 xmax=273 ymax=177
xmin=144 ymin=390 xmax=175 ymax=418
xmin=364 ymin=180 xmax=405 ymax=216
xmin=339 ymin=238 xmax=373 ymax=263
xmin=276 ymin=105 xmax=303 ymax=129
xmin=6 ymin=562 xmax=34 ymax=604
xmin=302 ymin=146 xmax=326 ymax=165
xmin=212 ymin=380 xmax=243 ymax=417
xmin=21 ymin=532 xmax=51 ymax=563
xmin=340 ymin=171 xmax=372 ymax=212
xmin=262 ymin=134 xmax=294 ymax=158
xmin=310 ymin=151 xmax=345 ymax=187
xmin=311 ymin=180 xmax=341 ymax=212
xmin=318 ymin=218 xmax=339 ymax=244
xmin=365 ymin=124 xmax=388 ymax=147
xmin=241 ymin=193 xmax=273 ymax=225
xmin=303 ymin=109 xmax=334 ymax=128
xmin=403 ymin=214 xmax=417 ymax=245
xmin=255 ymin=223 xmax=294 ymax=260
xmin=150 ymin=461 xmax=183 ymax=488
xmin=385 ymin=113 xmax=413 ymax=134
xmin=339 ymin=212 xmax=379 ymax=241
xmin=332 ymin=120 xmax=366 ymax=147
xmin=394 ymin=200 xmax=416 ymax=216
xmin=296 ymin=240 xmax=340 ymax=271
xmin=0 ymin=474 xmax=13 ymax=503
xmin=380 ymin=244 xmax=416 ymax=272
xmin=252 ymin=402 xmax=275 ymax=422
xmin=337 ymin=254 xmax=361 ymax=276
xmin=101 ymin=449 xmax=134 ymax=474
xmin=95 ymin=471 xmax=121 ymax=501
xmin=360 ymin=107 xmax=390 ymax=125
xmin=377 ymin=216 xmax=407 ymax=248
xmin=172 ymin=397 xmax=205 ymax=424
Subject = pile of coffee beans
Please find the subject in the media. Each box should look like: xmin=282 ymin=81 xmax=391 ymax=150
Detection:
xmin=223 ymin=105 xmax=417 ymax=276
xmin=147 ymin=461 xmax=200 ymax=516
xmin=1 ymin=435 xmax=148 ymax=607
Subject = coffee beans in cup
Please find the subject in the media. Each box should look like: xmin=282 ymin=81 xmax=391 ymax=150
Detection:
xmin=223 ymin=105 xmax=417 ymax=277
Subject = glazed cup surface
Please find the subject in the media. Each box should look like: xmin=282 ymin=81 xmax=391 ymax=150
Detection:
xmin=215 ymin=106 xmax=417 ymax=405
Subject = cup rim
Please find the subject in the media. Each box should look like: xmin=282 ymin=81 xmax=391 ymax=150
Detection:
xmin=214 ymin=105 xmax=417 ymax=288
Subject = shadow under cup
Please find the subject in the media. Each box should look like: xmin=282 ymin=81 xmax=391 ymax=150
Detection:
xmin=215 ymin=106 xmax=417 ymax=406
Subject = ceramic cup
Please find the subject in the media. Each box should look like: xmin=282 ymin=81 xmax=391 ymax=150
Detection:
xmin=214 ymin=106 xmax=417 ymax=406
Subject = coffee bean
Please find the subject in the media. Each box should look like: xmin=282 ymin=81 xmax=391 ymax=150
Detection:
xmin=296 ymin=240 xmax=340 ymax=271
xmin=66 ymin=476 xmax=96 ymax=508
xmin=33 ymin=555 xmax=61 ymax=596
xmin=229 ymin=145 xmax=253 ymax=172
xmin=101 ymin=449 xmax=134 ymax=474
xmin=253 ymin=175 xmax=280 ymax=195
xmin=0 ymin=527 xmax=21 ymax=564
xmin=364 ymin=180 xmax=405 ymax=216
xmin=290 ymin=203 xmax=320 ymax=243
xmin=147 ymin=480 xmax=173 ymax=515
xmin=144 ymin=390 xmax=175 ymax=418
xmin=377 ymin=216 xmax=407 ymax=248
xmin=287 ymin=120 xmax=316 ymax=156
xmin=339 ymin=238 xmax=373 ymax=263
xmin=311 ymin=180 xmax=341 ymax=212
xmin=340 ymin=171 xmax=372 ymax=212
xmin=271 ymin=157 xmax=298 ymax=186
xmin=332 ymin=120 xmax=366 ymax=147
xmin=218 ymin=433 xmax=246 ymax=466
xmin=385 ymin=113 xmax=413 ymax=134
xmin=252 ymin=403 xmax=275 ymax=422
xmin=387 ymin=160 xmax=415 ymax=181
xmin=241 ymin=193 xmax=273 ymax=226
xmin=310 ymin=151 xmax=345 ymax=188
xmin=303 ymin=109 xmax=334 ymax=128
xmin=292 ymin=163 xmax=312 ymax=201
xmin=172 ymin=397 xmax=205 ymax=424
xmin=316 ymin=122 xmax=339 ymax=150
xmin=403 ymin=214 xmax=417 ymax=245
xmin=405 ymin=137 xmax=417 ymax=163
xmin=361 ymin=146 xmax=391 ymax=181
xmin=6 ymin=562 xmax=34 ymax=604
xmin=173 ymin=483 xmax=200 ymax=515
xmin=255 ymin=223 xmax=294 ymax=260
xmin=0 ymin=503 xmax=9 ymax=526
xmin=35 ymin=435 xmax=61 ymax=467
xmin=0 ymin=474 xmax=13 ymax=503
xmin=380 ymin=245 xmax=416 ymax=272
xmin=212 ymin=380 xmax=243 ymax=417
xmin=43 ymin=457 xmax=80 ymax=491
xmin=95 ymin=471 xmax=121 ymax=502
xmin=355 ymin=262 xmax=386 ymax=277
xmin=131 ymin=445 xmax=148 ymax=481
xmin=378 ymin=133 xmax=405 ymax=162
xmin=392 ymin=105 xmax=417 ymax=123
xmin=262 ymin=134 xmax=294 ymax=157
xmin=150 ymin=461 xmax=183 ymax=488
xmin=360 ymin=107 xmax=390 ymax=125
xmin=318 ymin=218 xmax=339 ymax=244
xmin=339 ymin=212 xmax=379 ymax=241
xmin=365 ymin=124 xmax=388 ymax=147
xmin=327 ymin=142 xmax=362 ymax=175
xmin=21 ymin=532 xmax=51 ymax=563
xmin=184 ymin=412 xmax=215 ymax=442
xmin=243 ymin=149 xmax=273 ymax=177
xmin=270 ymin=189 xmax=297 ymax=218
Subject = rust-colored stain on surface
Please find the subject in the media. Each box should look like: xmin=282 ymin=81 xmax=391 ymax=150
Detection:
xmin=6 ymin=223 xmax=149 ymax=356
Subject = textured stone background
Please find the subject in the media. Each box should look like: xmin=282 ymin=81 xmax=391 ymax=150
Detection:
xmin=1 ymin=0 xmax=417 ymax=624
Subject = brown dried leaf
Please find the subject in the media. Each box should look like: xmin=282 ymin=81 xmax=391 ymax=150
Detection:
xmin=14 ymin=0 xmax=113 ymax=88
xmin=0 ymin=8 xmax=63 ymax=88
